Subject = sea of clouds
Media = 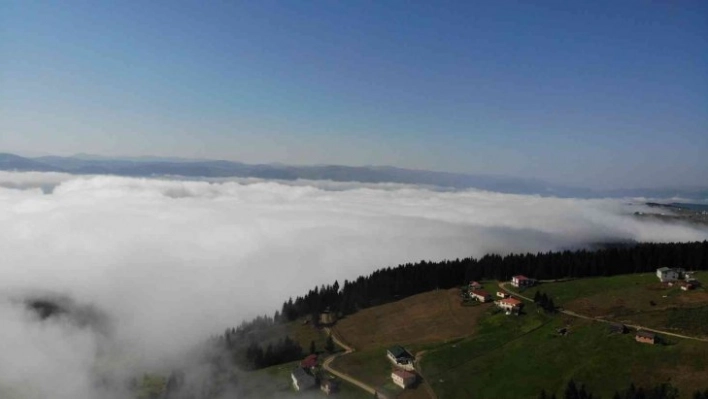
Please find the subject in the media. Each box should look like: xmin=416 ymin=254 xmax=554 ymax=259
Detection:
xmin=0 ymin=171 xmax=707 ymax=399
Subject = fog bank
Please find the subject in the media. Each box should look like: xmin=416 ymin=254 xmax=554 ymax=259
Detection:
xmin=0 ymin=173 xmax=706 ymax=398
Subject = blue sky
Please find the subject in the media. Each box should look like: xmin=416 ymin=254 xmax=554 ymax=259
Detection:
xmin=1 ymin=1 xmax=706 ymax=189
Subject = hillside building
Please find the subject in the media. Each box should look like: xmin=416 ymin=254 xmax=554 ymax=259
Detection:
xmin=656 ymin=267 xmax=684 ymax=283
xmin=496 ymin=297 xmax=523 ymax=315
xmin=470 ymin=289 xmax=492 ymax=303
xmin=387 ymin=345 xmax=413 ymax=365
xmin=511 ymin=275 xmax=535 ymax=288
xmin=391 ymin=370 xmax=417 ymax=389
xmin=291 ymin=367 xmax=316 ymax=391
xmin=320 ymin=379 xmax=340 ymax=395
xmin=635 ymin=330 xmax=657 ymax=345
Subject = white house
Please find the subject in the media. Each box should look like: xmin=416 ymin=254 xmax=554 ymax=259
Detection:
xmin=470 ymin=289 xmax=492 ymax=303
xmin=496 ymin=297 xmax=523 ymax=313
xmin=656 ymin=267 xmax=683 ymax=283
xmin=511 ymin=275 xmax=535 ymax=288
xmin=387 ymin=345 xmax=413 ymax=365
xmin=496 ymin=291 xmax=510 ymax=299
xmin=391 ymin=370 xmax=417 ymax=389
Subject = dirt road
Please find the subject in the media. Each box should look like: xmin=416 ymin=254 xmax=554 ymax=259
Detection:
xmin=321 ymin=327 xmax=388 ymax=398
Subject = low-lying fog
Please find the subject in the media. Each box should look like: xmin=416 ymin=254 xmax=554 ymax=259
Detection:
xmin=1 ymin=172 xmax=706 ymax=398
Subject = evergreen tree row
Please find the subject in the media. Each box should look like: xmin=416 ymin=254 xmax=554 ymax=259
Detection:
xmin=534 ymin=291 xmax=557 ymax=313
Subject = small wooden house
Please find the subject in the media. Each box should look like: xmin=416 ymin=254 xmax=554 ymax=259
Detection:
xmin=391 ymin=370 xmax=417 ymax=389
xmin=635 ymin=330 xmax=656 ymax=345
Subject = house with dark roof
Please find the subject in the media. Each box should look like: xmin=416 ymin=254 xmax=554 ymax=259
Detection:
xmin=635 ymin=330 xmax=657 ymax=345
xmin=291 ymin=367 xmax=316 ymax=391
xmin=609 ymin=323 xmax=627 ymax=334
xmin=387 ymin=345 xmax=413 ymax=365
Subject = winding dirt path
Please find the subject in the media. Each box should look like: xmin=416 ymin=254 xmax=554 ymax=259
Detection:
xmin=498 ymin=282 xmax=708 ymax=343
xmin=322 ymin=327 xmax=389 ymax=398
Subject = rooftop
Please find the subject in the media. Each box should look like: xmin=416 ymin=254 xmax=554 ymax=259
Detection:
xmin=393 ymin=369 xmax=417 ymax=379
xmin=388 ymin=345 xmax=410 ymax=358
xmin=472 ymin=289 xmax=491 ymax=297
xmin=499 ymin=298 xmax=523 ymax=306
xmin=636 ymin=330 xmax=656 ymax=339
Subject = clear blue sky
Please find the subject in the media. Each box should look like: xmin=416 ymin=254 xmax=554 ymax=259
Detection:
xmin=1 ymin=1 xmax=706 ymax=189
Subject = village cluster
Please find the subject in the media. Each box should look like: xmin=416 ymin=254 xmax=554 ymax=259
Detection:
xmin=463 ymin=275 xmax=535 ymax=315
xmin=290 ymin=267 xmax=701 ymax=395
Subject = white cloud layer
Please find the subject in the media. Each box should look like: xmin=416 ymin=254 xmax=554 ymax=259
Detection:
xmin=0 ymin=173 xmax=706 ymax=398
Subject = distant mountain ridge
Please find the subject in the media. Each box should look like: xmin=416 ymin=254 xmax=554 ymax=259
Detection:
xmin=1 ymin=152 xmax=706 ymax=200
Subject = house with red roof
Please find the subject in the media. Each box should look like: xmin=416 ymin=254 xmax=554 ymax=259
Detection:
xmin=300 ymin=354 xmax=318 ymax=370
xmin=511 ymin=275 xmax=535 ymax=288
xmin=496 ymin=297 xmax=523 ymax=315
xmin=470 ymin=289 xmax=492 ymax=303
xmin=469 ymin=281 xmax=482 ymax=290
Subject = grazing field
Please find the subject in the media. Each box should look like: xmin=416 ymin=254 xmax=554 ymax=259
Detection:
xmin=288 ymin=319 xmax=331 ymax=353
xmin=333 ymin=287 xmax=489 ymax=351
xmin=331 ymin=347 xmax=430 ymax=399
xmin=421 ymin=311 xmax=708 ymax=399
xmin=330 ymin=287 xmax=493 ymax=398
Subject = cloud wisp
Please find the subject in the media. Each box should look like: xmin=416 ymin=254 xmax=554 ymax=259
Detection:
xmin=0 ymin=173 xmax=706 ymax=398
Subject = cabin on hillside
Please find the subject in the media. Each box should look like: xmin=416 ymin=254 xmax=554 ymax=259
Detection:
xmin=495 ymin=297 xmax=523 ymax=315
xmin=320 ymin=379 xmax=340 ymax=395
xmin=656 ymin=267 xmax=684 ymax=283
xmin=635 ymin=330 xmax=657 ymax=345
xmin=391 ymin=370 xmax=417 ymax=389
xmin=291 ymin=367 xmax=316 ymax=391
xmin=496 ymin=291 xmax=510 ymax=299
xmin=470 ymin=289 xmax=492 ymax=303
xmin=387 ymin=345 xmax=414 ymax=365
xmin=511 ymin=275 xmax=535 ymax=288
